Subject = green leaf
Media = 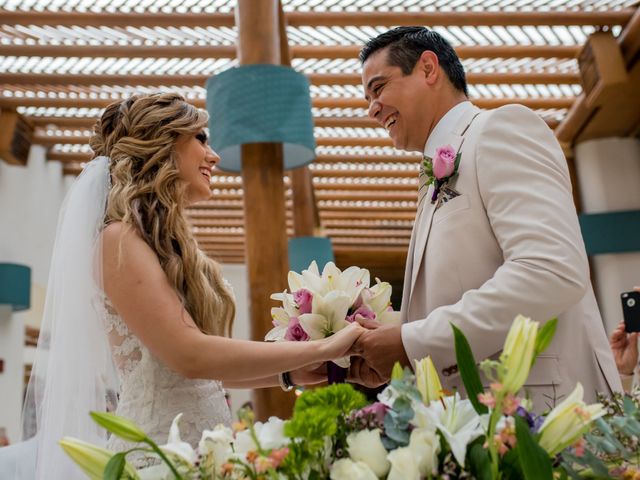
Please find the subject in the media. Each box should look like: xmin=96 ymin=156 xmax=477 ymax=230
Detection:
xmin=453 ymin=152 xmax=462 ymax=172
xmin=467 ymin=443 xmax=492 ymax=480
xmin=515 ymin=415 xmax=553 ymax=480
xmin=103 ymin=452 xmax=126 ymax=480
xmin=451 ymin=322 xmax=487 ymax=414
xmin=532 ymin=318 xmax=557 ymax=366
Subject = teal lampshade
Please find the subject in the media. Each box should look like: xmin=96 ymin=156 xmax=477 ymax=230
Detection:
xmin=288 ymin=237 xmax=335 ymax=274
xmin=206 ymin=64 xmax=316 ymax=173
xmin=0 ymin=263 xmax=31 ymax=311
xmin=579 ymin=210 xmax=640 ymax=255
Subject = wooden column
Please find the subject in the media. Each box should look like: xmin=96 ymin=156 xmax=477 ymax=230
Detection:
xmin=278 ymin=1 xmax=319 ymax=237
xmin=235 ymin=0 xmax=296 ymax=421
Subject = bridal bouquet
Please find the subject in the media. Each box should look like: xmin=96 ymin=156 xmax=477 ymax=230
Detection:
xmin=61 ymin=314 xmax=640 ymax=479
xmin=265 ymin=261 xmax=401 ymax=380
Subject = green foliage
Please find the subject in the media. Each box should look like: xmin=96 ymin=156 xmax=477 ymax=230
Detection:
xmin=451 ymin=322 xmax=488 ymax=415
xmin=514 ymin=415 xmax=553 ymax=480
xmin=293 ymin=383 xmax=367 ymax=417
xmin=532 ymin=318 xmax=557 ymax=367
xmin=103 ymin=452 xmax=126 ymax=480
xmin=467 ymin=441 xmax=492 ymax=480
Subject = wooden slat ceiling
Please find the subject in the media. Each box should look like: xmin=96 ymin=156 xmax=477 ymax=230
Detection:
xmin=1 ymin=0 xmax=638 ymax=265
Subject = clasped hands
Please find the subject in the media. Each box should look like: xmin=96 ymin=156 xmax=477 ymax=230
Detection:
xmin=291 ymin=318 xmax=411 ymax=388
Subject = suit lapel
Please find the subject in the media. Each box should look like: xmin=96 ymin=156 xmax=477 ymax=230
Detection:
xmin=408 ymin=106 xmax=481 ymax=307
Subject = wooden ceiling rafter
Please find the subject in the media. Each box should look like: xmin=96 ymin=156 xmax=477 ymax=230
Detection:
xmin=0 ymin=9 xmax=633 ymax=28
xmin=0 ymin=44 xmax=581 ymax=60
xmin=0 ymin=72 xmax=581 ymax=86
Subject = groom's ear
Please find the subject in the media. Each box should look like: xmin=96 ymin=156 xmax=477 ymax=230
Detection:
xmin=418 ymin=51 xmax=440 ymax=86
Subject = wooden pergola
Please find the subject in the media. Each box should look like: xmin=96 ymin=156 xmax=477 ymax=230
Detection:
xmin=2 ymin=0 xmax=640 ymax=418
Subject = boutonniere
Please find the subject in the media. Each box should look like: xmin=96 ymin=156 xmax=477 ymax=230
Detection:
xmin=423 ymin=144 xmax=461 ymax=203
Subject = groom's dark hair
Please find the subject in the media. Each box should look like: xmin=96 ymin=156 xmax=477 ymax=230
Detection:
xmin=360 ymin=26 xmax=468 ymax=97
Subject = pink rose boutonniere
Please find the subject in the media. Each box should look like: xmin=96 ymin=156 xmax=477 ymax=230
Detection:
xmin=422 ymin=144 xmax=461 ymax=202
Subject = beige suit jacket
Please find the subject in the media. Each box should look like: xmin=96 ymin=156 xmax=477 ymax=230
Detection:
xmin=400 ymin=103 xmax=622 ymax=409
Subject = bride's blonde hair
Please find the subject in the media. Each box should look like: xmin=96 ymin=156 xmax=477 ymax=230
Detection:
xmin=91 ymin=92 xmax=235 ymax=337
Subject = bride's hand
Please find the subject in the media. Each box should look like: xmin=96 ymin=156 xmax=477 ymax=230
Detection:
xmin=320 ymin=322 xmax=365 ymax=361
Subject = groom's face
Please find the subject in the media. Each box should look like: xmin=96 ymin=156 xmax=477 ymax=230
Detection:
xmin=362 ymin=48 xmax=433 ymax=152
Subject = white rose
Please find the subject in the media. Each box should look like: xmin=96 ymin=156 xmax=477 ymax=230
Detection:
xmin=387 ymin=447 xmax=420 ymax=480
xmin=257 ymin=416 xmax=287 ymax=450
xmin=233 ymin=417 xmax=287 ymax=455
xmin=329 ymin=458 xmax=378 ymax=480
xmin=346 ymin=429 xmax=390 ymax=477
xmin=409 ymin=427 xmax=441 ymax=477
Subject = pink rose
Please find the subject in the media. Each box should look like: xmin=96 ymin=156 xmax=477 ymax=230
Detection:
xmin=293 ymin=289 xmax=313 ymax=314
xmin=284 ymin=317 xmax=310 ymax=341
xmin=346 ymin=306 xmax=376 ymax=324
xmin=433 ymin=144 xmax=457 ymax=180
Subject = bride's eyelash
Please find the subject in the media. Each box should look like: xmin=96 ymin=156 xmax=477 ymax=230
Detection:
xmin=196 ymin=132 xmax=208 ymax=143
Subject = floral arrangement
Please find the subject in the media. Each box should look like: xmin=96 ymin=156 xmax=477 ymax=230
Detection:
xmin=265 ymin=261 xmax=401 ymax=381
xmin=61 ymin=315 xmax=640 ymax=480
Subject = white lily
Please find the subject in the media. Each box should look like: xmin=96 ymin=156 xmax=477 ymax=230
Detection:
xmin=265 ymin=307 xmax=291 ymax=341
xmin=361 ymin=280 xmax=392 ymax=315
xmin=160 ymin=413 xmax=197 ymax=465
xmin=412 ymin=393 xmax=484 ymax=465
xmin=270 ymin=290 xmax=299 ymax=317
xmin=538 ymin=383 xmax=605 ymax=456
xmin=199 ymin=424 xmax=234 ymax=469
xmin=298 ymin=290 xmax=351 ymax=340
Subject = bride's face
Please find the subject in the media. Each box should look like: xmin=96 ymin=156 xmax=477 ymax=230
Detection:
xmin=174 ymin=129 xmax=219 ymax=204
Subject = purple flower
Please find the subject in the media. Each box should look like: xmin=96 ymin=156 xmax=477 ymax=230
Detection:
xmin=516 ymin=406 xmax=544 ymax=433
xmin=293 ymin=289 xmax=313 ymax=315
xmin=433 ymin=145 xmax=456 ymax=180
xmin=346 ymin=306 xmax=376 ymax=324
xmin=284 ymin=317 xmax=310 ymax=342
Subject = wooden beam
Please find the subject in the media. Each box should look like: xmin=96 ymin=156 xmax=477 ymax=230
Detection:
xmin=0 ymin=71 xmax=580 ymax=87
xmin=1 ymin=95 xmax=575 ymax=111
xmin=236 ymin=0 xmax=295 ymax=421
xmin=33 ymin=114 xmax=559 ymax=131
xmin=1 ymin=10 xmax=632 ymax=28
xmin=0 ymin=44 xmax=580 ymax=60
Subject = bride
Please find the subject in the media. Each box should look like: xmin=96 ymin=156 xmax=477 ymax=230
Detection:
xmin=23 ymin=92 xmax=364 ymax=478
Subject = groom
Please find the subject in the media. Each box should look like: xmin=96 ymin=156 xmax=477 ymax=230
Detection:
xmin=349 ymin=26 xmax=622 ymax=406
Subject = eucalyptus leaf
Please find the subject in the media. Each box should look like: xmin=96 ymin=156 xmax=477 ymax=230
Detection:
xmin=451 ymin=323 xmax=487 ymax=414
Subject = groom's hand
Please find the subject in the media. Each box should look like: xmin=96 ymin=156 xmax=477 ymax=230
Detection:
xmin=348 ymin=357 xmax=387 ymax=387
xmin=354 ymin=325 xmax=411 ymax=379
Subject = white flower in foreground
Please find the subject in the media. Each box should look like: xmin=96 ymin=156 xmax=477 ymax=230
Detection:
xmin=412 ymin=393 xmax=483 ymax=465
xmin=330 ymin=458 xmax=378 ymax=480
xmin=199 ymin=424 xmax=234 ymax=468
xmin=538 ymin=383 xmax=605 ymax=456
xmin=346 ymin=429 xmax=390 ymax=477
xmin=160 ymin=413 xmax=197 ymax=465
xmin=387 ymin=446 xmax=420 ymax=480
xmin=409 ymin=427 xmax=441 ymax=477
xmin=234 ymin=416 xmax=288 ymax=455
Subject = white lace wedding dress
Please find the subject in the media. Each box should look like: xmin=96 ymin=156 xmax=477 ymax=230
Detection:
xmin=101 ymin=297 xmax=233 ymax=467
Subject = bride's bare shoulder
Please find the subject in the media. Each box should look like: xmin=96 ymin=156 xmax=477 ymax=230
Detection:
xmin=102 ymin=222 xmax=157 ymax=267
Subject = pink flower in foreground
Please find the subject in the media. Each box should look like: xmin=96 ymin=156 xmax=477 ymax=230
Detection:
xmin=269 ymin=447 xmax=289 ymax=468
xmin=478 ymin=392 xmax=496 ymax=409
xmin=285 ymin=317 xmax=310 ymax=341
xmin=433 ymin=145 xmax=456 ymax=180
xmin=293 ymin=289 xmax=313 ymax=314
